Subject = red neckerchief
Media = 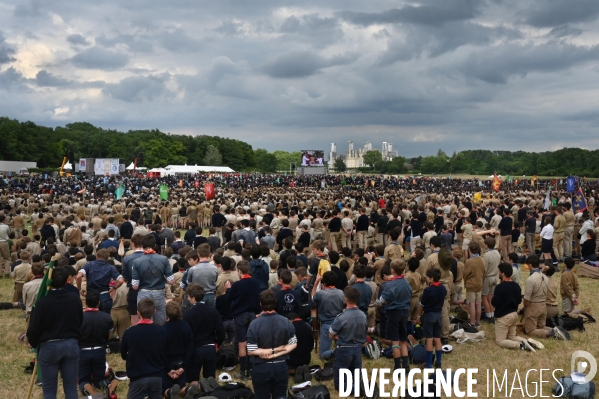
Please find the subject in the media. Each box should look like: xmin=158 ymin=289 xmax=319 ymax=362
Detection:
xmin=84 ymin=308 xmax=99 ymax=312
xmin=144 ymin=249 xmax=156 ymax=255
xmin=392 ymin=275 xmax=405 ymax=280
xmin=293 ymin=318 xmax=302 ymax=322
xmin=33 ymin=275 xmax=43 ymax=279
xmin=430 ymin=282 xmax=441 ymax=287
xmin=281 ymin=284 xmax=292 ymax=290
xmin=261 ymin=310 xmax=276 ymax=315
xmin=137 ymin=319 xmax=153 ymax=325
xmin=241 ymin=274 xmax=252 ymax=279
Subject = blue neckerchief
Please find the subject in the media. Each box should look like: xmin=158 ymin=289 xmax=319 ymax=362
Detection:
xmin=530 ymin=268 xmax=541 ymax=274
xmin=433 ymin=249 xmax=439 ymax=253
xmin=471 ymin=254 xmax=480 ymax=258
xmin=512 ymin=263 xmax=519 ymax=269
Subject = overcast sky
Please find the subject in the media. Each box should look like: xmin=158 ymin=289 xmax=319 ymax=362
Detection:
xmin=1 ymin=0 xmax=599 ymax=156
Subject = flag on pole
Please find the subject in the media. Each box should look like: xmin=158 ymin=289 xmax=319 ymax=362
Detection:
xmin=507 ymin=175 xmax=513 ymax=183
xmin=159 ymin=184 xmax=168 ymax=200
xmin=531 ymin=175 xmax=538 ymax=186
xmin=549 ymin=179 xmax=557 ymax=187
xmin=194 ymin=180 xmax=199 ymax=188
xmin=205 ymin=183 xmax=215 ymax=200
xmin=572 ymin=188 xmax=588 ymax=214
xmin=114 ymin=184 xmax=125 ymax=200
xmin=473 ymin=192 xmax=482 ymax=202
xmin=566 ymin=176 xmax=576 ymax=193
xmin=492 ymin=174 xmax=502 ymax=192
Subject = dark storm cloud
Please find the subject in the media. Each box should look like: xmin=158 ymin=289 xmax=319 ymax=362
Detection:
xmin=260 ymin=50 xmax=359 ymax=78
xmin=102 ymin=74 xmax=173 ymax=102
xmin=279 ymin=14 xmax=343 ymax=47
xmin=96 ymin=34 xmax=154 ymax=53
xmin=521 ymin=0 xmax=599 ymax=27
xmin=36 ymin=70 xmax=71 ymax=87
xmin=70 ymin=46 xmax=129 ymax=70
xmin=66 ymin=33 xmax=90 ymax=46
xmin=459 ymin=42 xmax=599 ymax=84
xmin=0 ymin=67 xmax=31 ymax=91
xmin=0 ymin=31 xmax=16 ymax=64
xmin=337 ymin=0 xmax=482 ymax=27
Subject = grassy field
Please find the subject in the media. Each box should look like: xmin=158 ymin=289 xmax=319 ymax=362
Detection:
xmin=1 ymin=265 xmax=598 ymax=399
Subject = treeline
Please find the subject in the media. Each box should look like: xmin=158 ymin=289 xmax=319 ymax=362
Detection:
xmin=2 ymin=117 xmax=598 ymax=175
xmin=411 ymin=149 xmax=599 ymax=176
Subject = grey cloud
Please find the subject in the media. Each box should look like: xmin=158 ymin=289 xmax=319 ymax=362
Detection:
xmin=260 ymin=50 xmax=359 ymax=79
xmin=0 ymin=67 xmax=31 ymax=91
xmin=70 ymin=46 xmax=129 ymax=70
xmin=102 ymin=74 xmax=173 ymax=102
xmin=279 ymin=14 xmax=343 ymax=47
xmin=214 ymin=20 xmax=247 ymax=36
xmin=337 ymin=0 xmax=482 ymax=27
xmin=0 ymin=31 xmax=16 ymax=64
xmin=548 ymin=25 xmax=584 ymax=38
xmin=521 ymin=0 xmax=599 ymax=27
xmin=377 ymin=23 xmax=522 ymax=66
xmin=66 ymin=34 xmax=90 ymax=46
xmin=459 ymin=42 xmax=599 ymax=84
xmin=157 ymin=29 xmax=202 ymax=52
xmin=36 ymin=70 xmax=71 ymax=87
xmin=96 ymin=34 xmax=154 ymax=53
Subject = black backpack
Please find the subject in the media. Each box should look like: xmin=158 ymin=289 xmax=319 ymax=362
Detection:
xmin=216 ymin=344 xmax=238 ymax=370
xmin=201 ymin=383 xmax=254 ymax=399
xmin=288 ymin=385 xmax=330 ymax=399
xmin=561 ymin=315 xmax=585 ymax=332
xmin=314 ymin=368 xmax=334 ymax=381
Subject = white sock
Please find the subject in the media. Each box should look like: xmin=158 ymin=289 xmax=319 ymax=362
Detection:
xmin=486 ymin=313 xmax=492 ymax=318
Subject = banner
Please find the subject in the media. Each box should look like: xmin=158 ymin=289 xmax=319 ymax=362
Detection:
xmin=473 ymin=192 xmax=482 ymax=202
xmin=159 ymin=184 xmax=168 ymax=201
xmin=194 ymin=180 xmax=199 ymax=188
xmin=531 ymin=175 xmax=538 ymax=186
xmin=205 ymin=183 xmax=215 ymax=200
xmin=544 ymin=189 xmax=551 ymax=210
xmin=566 ymin=176 xmax=576 ymax=193
xmin=492 ymin=174 xmax=502 ymax=192
xmin=507 ymin=175 xmax=513 ymax=183
xmin=572 ymin=188 xmax=587 ymax=214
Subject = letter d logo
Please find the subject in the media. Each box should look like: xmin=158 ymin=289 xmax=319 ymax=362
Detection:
xmin=571 ymin=350 xmax=597 ymax=383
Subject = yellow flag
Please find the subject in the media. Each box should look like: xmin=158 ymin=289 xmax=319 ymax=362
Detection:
xmin=474 ymin=192 xmax=482 ymax=202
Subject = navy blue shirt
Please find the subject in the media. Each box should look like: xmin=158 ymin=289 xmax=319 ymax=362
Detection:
xmin=121 ymin=323 xmax=167 ymax=382
xmin=164 ymin=319 xmax=194 ymax=369
xmin=228 ymin=277 xmax=262 ymax=316
xmin=81 ymin=260 xmax=122 ymax=292
xmin=420 ymin=284 xmax=447 ymax=313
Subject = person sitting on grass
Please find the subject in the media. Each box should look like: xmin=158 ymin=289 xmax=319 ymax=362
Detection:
xmin=491 ymin=263 xmax=539 ymax=352
xmin=417 ymin=268 xmax=446 ymax=369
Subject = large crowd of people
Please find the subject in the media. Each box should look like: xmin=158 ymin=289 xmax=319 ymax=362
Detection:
xmin=1 ymin=173 xmax=596 ymax=399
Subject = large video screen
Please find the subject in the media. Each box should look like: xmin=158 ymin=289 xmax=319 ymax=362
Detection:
xmin=301 ymin=150 xmax=325 ymax=167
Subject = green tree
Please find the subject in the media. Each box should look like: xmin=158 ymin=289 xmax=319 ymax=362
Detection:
xmin=273 ymin=150 xmax=302 ymax=171
xmin=334 ymin=157 xmax=347 ymax=172
xmin=203 ymin=145 xmax=222 ymax=166
xmin=363 ymin=150 xmax=382 ymax=167
xmin=254 ymin=149 xmax=278 ymax=173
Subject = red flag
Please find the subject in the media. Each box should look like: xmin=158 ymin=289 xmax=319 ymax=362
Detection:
xmin=204 ymin=183 xmax=215 ymax=200
xmin=290 ymin=180 xmax=295 ymax=188
xmin=179 ymin=179 xmax=183 ymax=187
xmin=492 ymin=174 xmax=502 ymax=192
xmin=194 ymin=180 xmax=199 ymax=188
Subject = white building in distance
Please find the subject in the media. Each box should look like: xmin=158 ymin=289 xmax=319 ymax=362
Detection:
xmin=328 ymin=141 xmax=397 ymax=169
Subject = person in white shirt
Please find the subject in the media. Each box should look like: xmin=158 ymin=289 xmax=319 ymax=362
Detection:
xmin=540 ymin=217 xmax=554 ymax=265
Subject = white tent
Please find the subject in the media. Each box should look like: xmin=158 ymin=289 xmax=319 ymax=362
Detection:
xmin=126 ymin=162 xmax=147 ymax=171
xmin=63 ymin=162 xmax=73 ymax=170
xmin=147 ymin=168 xmax=167 ymax=177
xmin=164 ymin=164 xmax=235 ymax=175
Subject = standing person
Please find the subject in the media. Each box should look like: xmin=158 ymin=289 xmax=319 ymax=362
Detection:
xmin=540 ymin=217 xmax=554 ymax=268
xmin=120 ymin=298 xmax=167 ymax=399
xmin=329 ymin=287 xmax=368 ymax=394
xmin=76 ymin=249 xmax=125 ymax=314
xmin=376 ymin=260 xmax=412 ymax=371
xmin=457 ymin=242 xmax=484 ymax=327
xmin=78 ymin=291 xmax=115 ymax=397
xmin=376 ymin=209 xmax=389 ymax=247
xmin=310 ymin=271 xmax=345 ymax=360
xmin=384 ymin=229 xmax=404 ymax=262
xmin=356 ymin=208 xmax=369 ymax=249
xmin=492 ymin=263 xmax=536 ymax=351
xmin=524 ymin=211 xmax=537 ymax=254
xmin=247 ymin=290 xmax=298 ymax=399
xmin=417 ymin=268 xmax=446 ymax=369
xmin=211 ymin=206 xmax=227 ymax=241
xmin=0 ymin=214 xmax=10 ymax=278
xmin=482 ymin=237 xmax=501 ymax=321
xmin=131 ymin=235 xmax=175 ymax=325
xmin=498 ymin=208 xmax=513 ymax=262
xmin=163 ymin=301 xmax=194 ymax=399
xmin=184 ymin=246 xmax=218 ymax=307
xmin=340 ymin=211 xmax=353 ymax=250
xmin=27 ymin=267 xmax=83 ymax=399
xmin=122 ymin=234 xmax=144 ymax=326
xmin=522 ymin=255 xmax=570 ymax=340
xmin=563 ymin=203 xmax=575 ymax=258
xmin=552 ymin=206 xmax=566 ymax=262
xmin=226 ymin=261 xmax=262 ymax=380
xmin=183 ymin=284 xmax=225 ymax=382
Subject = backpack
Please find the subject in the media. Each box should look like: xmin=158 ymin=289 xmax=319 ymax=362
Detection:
xmin=561 ymin=315 xmax=585 ymax=332
xmin=288 ymin=385 xmax=330 ymax=399
xmin=216 ymin=344 xmax=238 ymax=370
xmin=250 ymin=259 xmax=269 ymax=291
xmin=553 ymin=376 xmax=595 ymax=399
xmin=314 ymin=368 xmax=334 ymax=381
xmin=547 ymin=315 xmax=564 ymax=329
xmin=202 ymin=382 xmax=254 ymax=399
xmin=453 ymin=322 xmax=478 ymax=334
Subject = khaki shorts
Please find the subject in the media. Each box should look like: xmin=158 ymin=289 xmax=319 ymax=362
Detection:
xmin=482 ymin=276 xmax=498 ymax=296
xmin=367 ymin=307 xmax=376 ymax=328
xmin=452 ymin=283 xmax=463 ymax=303
xmin=462 ymin=238 xmax=471 ymax=250
xmin=466 ymin=290 xmax=482 ymax=304
xmin=409 ymin=296 xmax=420 ymax=321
